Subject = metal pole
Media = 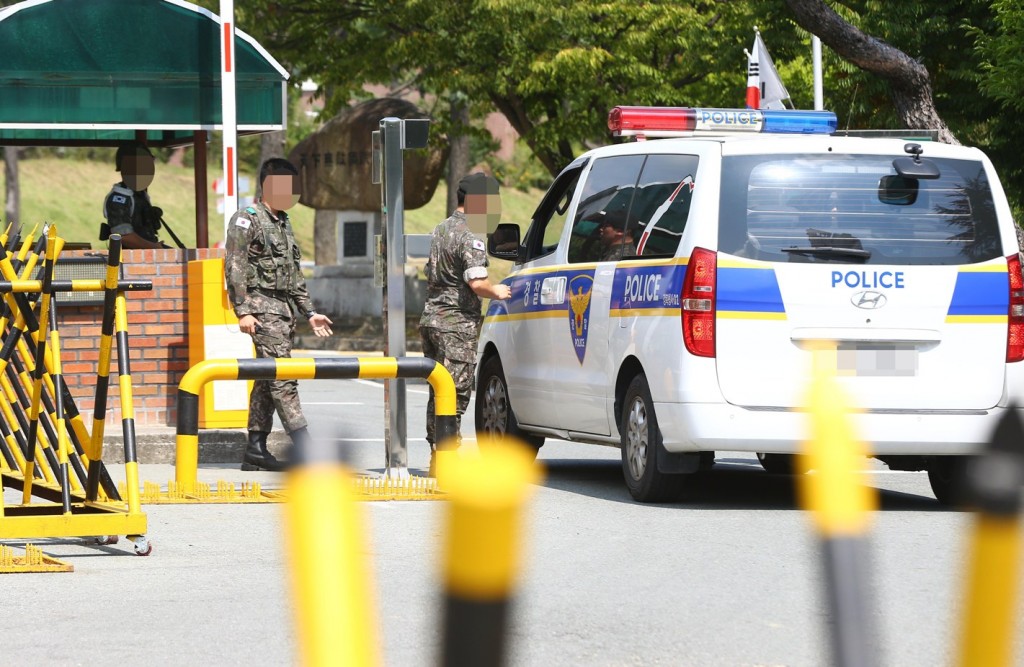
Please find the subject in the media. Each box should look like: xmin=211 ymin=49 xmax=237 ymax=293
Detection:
xmin=381 ymin=118 xmax=408 ymax=478
xmin=219 ymin=0 xmax=238 ymax=234
xmin=813 ymin=36 xmax=824 ymax=111
xmin=193 ymin=130 xmax=209 ymax=248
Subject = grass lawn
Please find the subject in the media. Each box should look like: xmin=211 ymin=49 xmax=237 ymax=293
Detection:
xmin=1 ymin=157 xmax=544 ymax=261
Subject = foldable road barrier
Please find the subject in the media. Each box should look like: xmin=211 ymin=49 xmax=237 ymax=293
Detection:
xmin=1 ymin=232 xmax=153 ymax=560
xmin=169 ymin=356 xmax=457 ymax=503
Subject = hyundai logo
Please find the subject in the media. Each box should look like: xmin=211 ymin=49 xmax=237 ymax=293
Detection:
xmin=851 ymin=290 xmax=887 ymax=310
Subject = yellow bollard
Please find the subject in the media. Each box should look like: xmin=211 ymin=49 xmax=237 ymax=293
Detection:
xmin=799 ymin=354 xmax=879 ymax=667
xmin=956 ymin=407 xmax=1024 ymax=667
xmin=284 ymin=439 xmax=381 ymax=667
xmin=439 ymin=439 xmax=541 ymax=667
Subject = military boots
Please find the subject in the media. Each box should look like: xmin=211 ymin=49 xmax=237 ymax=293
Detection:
xmin=241 ymin=431 xmax=287 ymax=472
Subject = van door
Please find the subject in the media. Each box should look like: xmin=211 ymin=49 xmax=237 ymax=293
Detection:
xmin=493 ymin=159 xmax=586 ymax=428
xmin=548 ymin=154 xmax=647 ymax=435
xmin=714 ymin=151 xmax=1008 ymax=410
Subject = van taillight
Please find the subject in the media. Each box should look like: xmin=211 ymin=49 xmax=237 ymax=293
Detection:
xmin=682 ymin=247 xmax=717 ymax=357
xmin=1008 ymin=253 xmax=1024 ymax=362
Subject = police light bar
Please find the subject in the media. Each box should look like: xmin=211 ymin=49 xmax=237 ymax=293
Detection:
xmin=608 ymin=106 xmax=838 ymax=138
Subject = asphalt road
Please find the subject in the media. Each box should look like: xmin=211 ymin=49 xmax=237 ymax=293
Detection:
xmin=3 ymin=369 xmax=1024 ymax=666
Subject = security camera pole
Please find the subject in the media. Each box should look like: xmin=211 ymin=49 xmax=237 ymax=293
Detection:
xmin=374 ymin=117 xmax=430 ymax=479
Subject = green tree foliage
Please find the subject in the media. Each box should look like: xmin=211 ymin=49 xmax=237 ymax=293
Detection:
xmin=240 ymin=1 xmax=795 ymax=176
xmin=234 ymin=0 xmax=1022 ymax=211
xmin=808 ymin=1 xmax=1024 ymax=213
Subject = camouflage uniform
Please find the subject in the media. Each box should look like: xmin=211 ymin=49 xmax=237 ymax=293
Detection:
xmin=224 ymin=201 xmax=316 ymax=434
xmin=101 ymin=182 xmax=162 ymax=243
xmin=419 ymin=210 xmax=489 ymax=448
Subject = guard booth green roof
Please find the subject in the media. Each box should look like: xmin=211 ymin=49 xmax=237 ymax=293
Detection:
xmin=0 ymin=0 xmax=289 ymax=147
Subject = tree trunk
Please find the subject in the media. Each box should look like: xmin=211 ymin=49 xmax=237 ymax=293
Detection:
xmin=4 ymin=147 xmax=19 ymax=227
xmin=260 ymin=130 xmax=287 ymax=164
xmin=783 ymin=0 xmax=958 ymax=145
xmin=446 ymin=96 xmax=470 ymax=217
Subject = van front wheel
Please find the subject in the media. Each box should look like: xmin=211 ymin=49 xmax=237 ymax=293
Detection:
xmin=475 ymin=355 xmax=544 ymax=456
xmin=621 ymin=374 xmax=687 ymax=502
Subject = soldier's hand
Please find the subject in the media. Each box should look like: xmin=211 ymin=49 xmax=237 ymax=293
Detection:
xmin=492 ymin=284 xmax=512 ymax=301
xmin=309 ymin=313 xmax=333 ymax=337
xmin=238 ymin=314 xmax=261 ymax=335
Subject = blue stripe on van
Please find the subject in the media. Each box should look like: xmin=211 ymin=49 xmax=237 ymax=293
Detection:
xmin=946 ymin=271 xmax=1008 ymax=317
xmin=717 ymin=266 xmax=786 ymax=314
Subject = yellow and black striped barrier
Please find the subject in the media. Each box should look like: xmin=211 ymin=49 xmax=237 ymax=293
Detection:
xmin=956 ymin=407 xmax=1024 ymax=667
xmin=0 ymin=231 xmax=145 ymax=504
xmin=1 ymin=230 xmax=151 ymax=558
xmin=799 ymin=357 xmax=880 ymax=667
xmin=171 ymin=356 xmax=457 ymax=502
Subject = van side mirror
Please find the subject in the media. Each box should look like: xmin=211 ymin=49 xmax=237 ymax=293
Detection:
xmin=488 ymin=223 xmax=522 ymax=261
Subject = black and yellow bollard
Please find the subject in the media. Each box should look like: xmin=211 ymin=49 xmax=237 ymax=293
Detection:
xmin=799 ymin=359 xmax=880 ymax=667
xmin=86 ymin=234 xmax=122 ymax=500
xmin=439 ymin=440 xmax=540 ymax=667
xmin=284 ymin=436 xmax=382 ymax=667
xmin=956 ymin=406 xmax=1024 ymax=667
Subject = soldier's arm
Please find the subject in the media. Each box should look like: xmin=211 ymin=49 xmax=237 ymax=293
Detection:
xmin=224 ymin=211 xmax=258 ymax=317
xmin=463 ymin=234 xmax=510 ymax=300
xmin=286 ymin=240 xmax=317 ymax=319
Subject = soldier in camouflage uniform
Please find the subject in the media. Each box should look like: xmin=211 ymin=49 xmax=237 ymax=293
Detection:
xmin=101 ymin=142 xmax=169 ymax=250
xmin=420 ymin=173 xmax=511 ymax=474
xmin=224 ymin=158 xmax=334 ymax=471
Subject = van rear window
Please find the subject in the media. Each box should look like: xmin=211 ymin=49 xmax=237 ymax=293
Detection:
xmin=718 ymin=154 xmax=1001 ymax=265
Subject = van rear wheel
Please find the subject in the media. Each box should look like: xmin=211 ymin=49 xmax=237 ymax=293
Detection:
xmin=475 ymin=355 xmax=544 ymax=457
xmin=928 ymin=456 xmax=970 ymax=507
xmin=621 ymin=374 xmax=687 ymax=502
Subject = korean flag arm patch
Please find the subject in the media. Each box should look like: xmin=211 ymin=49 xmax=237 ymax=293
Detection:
xmin=472 ymin=238 xmax=485 ymax=251
xmin=235 ymin=217 xmax=251 ymax=229
xmin=111 ymin=195 xmax=127 ymax=205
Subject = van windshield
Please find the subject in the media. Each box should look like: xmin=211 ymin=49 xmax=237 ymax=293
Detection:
xmin=718 ymin=154 xmax=1001 ymax=265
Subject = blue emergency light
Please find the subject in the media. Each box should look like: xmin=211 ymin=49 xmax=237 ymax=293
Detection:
xmin=608 ymin=106 xmax=838 ymax=138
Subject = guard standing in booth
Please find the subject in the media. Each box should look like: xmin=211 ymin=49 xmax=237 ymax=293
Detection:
xmin=224 ymin=158 xmax=334 ymax=471
xmin=101 ymin=142 xmax=170 ymax=249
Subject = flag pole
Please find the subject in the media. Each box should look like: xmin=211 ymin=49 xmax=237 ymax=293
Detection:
xmin=813 ymin=36 xmax=824 ymax=110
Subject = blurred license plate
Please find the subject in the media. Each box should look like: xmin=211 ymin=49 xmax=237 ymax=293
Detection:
xmin=837 ymin=343 xmax=918 ymax=377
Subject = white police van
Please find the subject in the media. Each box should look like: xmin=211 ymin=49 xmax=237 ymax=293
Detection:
xmin=474 ymin=105 xmax=1024 ymax=505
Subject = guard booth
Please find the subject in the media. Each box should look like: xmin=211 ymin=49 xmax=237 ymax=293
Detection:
xmin=0 ymin=0 xmax=288 ymax=428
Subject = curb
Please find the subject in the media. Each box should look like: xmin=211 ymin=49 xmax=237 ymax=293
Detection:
xmin=97 ymin=429 xmax=293 ymax=465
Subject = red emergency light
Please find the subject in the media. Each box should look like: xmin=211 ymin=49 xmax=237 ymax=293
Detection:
xmin=608 ymin=107 xmax=697 ymax=136
xmin=608 ymin=106 xmax=837 ymax=138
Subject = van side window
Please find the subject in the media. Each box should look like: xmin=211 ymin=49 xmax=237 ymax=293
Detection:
xmin=522 ymin=159 xmax=587 ymax=262
xmin=629 ymin=154 xmax=699 ymax=258
xmin=567 ymin=155 xmax=645 ymax=264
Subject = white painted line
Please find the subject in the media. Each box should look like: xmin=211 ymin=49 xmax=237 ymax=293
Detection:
xmin=303 ymin=402 xmax=363 ymax=406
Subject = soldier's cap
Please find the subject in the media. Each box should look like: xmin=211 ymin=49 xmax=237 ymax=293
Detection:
xmin=115 ymin=142 xmax=154 ymax=171
xmin=457 ymin=172 xmax=500 ymax=197
xmin=596 ymin=207 xmax=628 ymax=227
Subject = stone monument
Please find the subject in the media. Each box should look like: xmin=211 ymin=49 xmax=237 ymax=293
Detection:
xmin=289 ymin=98 xmax=445 ymax=329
